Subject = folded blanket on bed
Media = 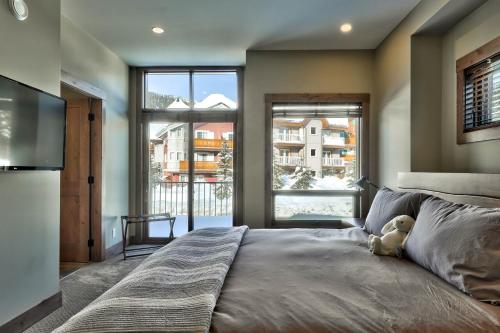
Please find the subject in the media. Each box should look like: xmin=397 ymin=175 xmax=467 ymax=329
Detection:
xmin=53 ymin=226 xmax=248 ymax=333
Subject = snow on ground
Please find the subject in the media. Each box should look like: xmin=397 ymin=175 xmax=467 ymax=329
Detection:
xmin=149 ymin=175 xmax=354 ymax=237
xmin=277 ymin=175 xmax=355 ymax=219
xmin=281 ymin=174 xmax=355 ymax=190
xmin=311 ymin=175 xmax=355 ymax=190
xmin=150 ymin=182 xmax=233 ymax=217
xmin=275 ymin=196 xmax=352 ymax=219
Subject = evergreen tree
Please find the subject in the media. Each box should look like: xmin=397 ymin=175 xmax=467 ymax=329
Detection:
xmin=291 ymin=166 xmax=315 ymax=189
xmin=273 ymin=156 xmax=286 ymax=190
xmin=146 ymin=92 xmax=189 ymax=110
xmin=150 ymin=158 xmax=163 ymax=185
xmin=215 ymin=141 xmax=233 ymax=200
xmin=345 ymin=163 xmax=356 ymax=189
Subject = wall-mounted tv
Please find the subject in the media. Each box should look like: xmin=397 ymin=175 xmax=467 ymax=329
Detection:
xmin=0 ymin=74 xmax=66 ymax=171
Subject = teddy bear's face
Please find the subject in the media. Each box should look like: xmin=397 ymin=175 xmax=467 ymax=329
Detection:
xmin=394 ymin=216 xmax=415 ymax=232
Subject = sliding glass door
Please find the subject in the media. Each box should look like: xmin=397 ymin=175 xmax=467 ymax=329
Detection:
xmin=193 ymin=122 xmax=234 ymax=230
xmin=147 ymin=121 xmax=190 ymax=237
xmin=140 ymin=68 xmax=242 ymax=241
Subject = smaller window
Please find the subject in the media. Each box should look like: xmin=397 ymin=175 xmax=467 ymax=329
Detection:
xmin=169 ymin=152 xmax=175 ymax=160
xmin=310 ymin=127 xmax=317 ymax=135
xmin=195 ymin=130 xmax=214 ymax=139
xmin=145 ymin=72 xmax=190 ymax=110
xmin=193 ymin=72 xmax=238 ymax=110
xmin=457 ymin=36 xmax=500 ymax=144
xmin=310 ymin=149 xmax=316 ymax=157
xmin=222 ymin=132 xmax=234 ymax=140
xmin=463 ymin=54 xmax=500 ymax=131
xmin=177 ymin=152 xmax=183 ymax=160
xmin=311 ymin=171 xmax=316 ymax=177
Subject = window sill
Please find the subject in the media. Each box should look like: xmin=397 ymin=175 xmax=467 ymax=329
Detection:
xmin=270 ymin=219 xmax=355 ymax=229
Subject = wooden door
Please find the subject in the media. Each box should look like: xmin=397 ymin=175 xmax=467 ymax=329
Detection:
xmin=60 ymin=98 xmax=90 ymax=262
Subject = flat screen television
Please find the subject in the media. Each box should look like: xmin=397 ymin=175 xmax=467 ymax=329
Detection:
xmin=0 ymin=74 xmax=66 ymax=171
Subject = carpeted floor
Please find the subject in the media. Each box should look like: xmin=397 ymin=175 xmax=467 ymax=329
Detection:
xmin=24 ymin=255 xmax=145 ymax=333
xmin=59 ymin=262 xmax=88 ymax=279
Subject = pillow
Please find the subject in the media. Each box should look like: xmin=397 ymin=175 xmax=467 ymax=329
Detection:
xmin=405 ymin=196 xmax=500 ymax=303
xmin=364 ymin=187 xmax=428 ymax=236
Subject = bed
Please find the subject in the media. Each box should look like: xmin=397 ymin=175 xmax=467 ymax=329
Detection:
xmin=54 ymin=172 xmax=500 ymax=333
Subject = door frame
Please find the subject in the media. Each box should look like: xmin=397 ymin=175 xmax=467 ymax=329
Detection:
xmin=134 ymin=67 xmax=244 ymax=244
xmin=61 ymin=70 xmax=105 ymax=262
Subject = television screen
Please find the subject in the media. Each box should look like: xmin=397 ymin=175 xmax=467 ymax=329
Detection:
xmin=0 ymin=75 xmax=66 ymax=170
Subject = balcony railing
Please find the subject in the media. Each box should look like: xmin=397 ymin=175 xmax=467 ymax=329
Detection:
xmin=322 ymin=157 xmax=345 ymax=167
xmin=150 ymin=181 xmax=233 ymax=217
xmin=276 ymin=156 xmax=304 ymax=166
xmin=274 ymin=133 xmax=304 ymax=143
xmin=194 ymin=138 xmax=233 ymax=150
xmin=322 ymin=136 xmax=345 ymax=146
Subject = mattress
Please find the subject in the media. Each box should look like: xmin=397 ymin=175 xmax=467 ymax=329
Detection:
xmin=211 ymin=228 xmax=500 ymax=333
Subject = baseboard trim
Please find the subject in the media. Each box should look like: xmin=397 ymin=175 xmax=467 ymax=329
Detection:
xmin=0 ymin=291 xmax=62 ymax=333
xmin=105 ymin=240 xmax=123 ymax=259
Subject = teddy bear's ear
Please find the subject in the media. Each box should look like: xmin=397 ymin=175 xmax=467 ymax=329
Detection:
xmin=381 ymin=219 xmax=397 ymax=235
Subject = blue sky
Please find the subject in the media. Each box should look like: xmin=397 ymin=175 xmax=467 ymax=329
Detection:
xmin=147 ymin=72 xmax=237 ymax=102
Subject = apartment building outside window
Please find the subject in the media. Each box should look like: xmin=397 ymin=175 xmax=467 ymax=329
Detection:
xmin=265 ymin=94 xmax=369 ymax=227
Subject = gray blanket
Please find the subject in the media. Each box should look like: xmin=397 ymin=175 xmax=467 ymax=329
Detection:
xmin=211 ymin=228 xmax=500 ymax=333
xmin=53 ymin=226 xmax=248 ymax=333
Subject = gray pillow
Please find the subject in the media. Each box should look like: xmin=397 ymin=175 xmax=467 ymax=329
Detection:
xmin=364 ymin=187 xmax=428 ymax=236
xmin=405 ymin=196 xmax=500 ymax=304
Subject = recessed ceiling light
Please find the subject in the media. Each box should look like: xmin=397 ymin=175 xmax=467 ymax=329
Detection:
xmin=152 ymin=26 xmax=164 ymax=34
xmin=340 ymin=23 xmax=352 ymax=33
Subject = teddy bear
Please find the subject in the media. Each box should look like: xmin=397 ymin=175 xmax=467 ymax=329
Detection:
xmin=368 ymin=215 xmax=416 ymax=257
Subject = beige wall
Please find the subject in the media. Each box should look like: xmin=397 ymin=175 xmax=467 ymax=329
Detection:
xmin=0 ymin=5 xmax=129 ymax=326
xmin=243 ymin=50 xmax=374 ymax=228
xmin=0 ymin=0 xmax=61 ymax=325
xmin=411 ymin=35 xmax=442 ymax=172
xmin=373 ymin=0 xmax=447 ymax=187
xmin=440 ymin=0 xmax=500 ymax=173
xmin=61 ymin=17 xmax=129 ymax=249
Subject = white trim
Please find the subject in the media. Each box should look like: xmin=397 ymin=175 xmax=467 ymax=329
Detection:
xmin=61 ymin=70 xmax=106 ymax=99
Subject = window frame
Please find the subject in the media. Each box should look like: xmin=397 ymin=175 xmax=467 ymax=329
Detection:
xmin=134 ymin=67 xmax=244 ymax=243
xmin=456 ymin=36 xmax=500 ymax=144
xmin=264 ymin=93 xmax=370 ymax=228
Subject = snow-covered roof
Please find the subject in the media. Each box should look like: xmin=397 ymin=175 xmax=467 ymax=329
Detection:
xmin=327 ymin=118 xmax=349 ymax=127
xmin=167 ymin=98 xmax=190 ymax=109
xmin=194 ymin=93 xmax=237 ymax=109
xmin=286 ymin=118 xmax=304 ymax=123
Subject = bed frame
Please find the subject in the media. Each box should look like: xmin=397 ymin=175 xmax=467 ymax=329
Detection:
xmin=397 ymin=172 xmax=500 ymax=208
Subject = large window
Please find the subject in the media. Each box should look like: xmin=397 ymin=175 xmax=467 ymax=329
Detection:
xmin=139 ymin=68 xmax=242 ymax=241
xmin=265 ymin=94 xmax=369 ymax=227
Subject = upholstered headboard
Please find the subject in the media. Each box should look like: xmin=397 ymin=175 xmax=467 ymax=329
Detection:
xmin=397 ymin=172 xmax=500 ymax=208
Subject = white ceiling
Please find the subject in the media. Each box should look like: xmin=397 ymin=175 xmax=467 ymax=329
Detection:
xmin=61 ymin=0 xmax=420 ymax=66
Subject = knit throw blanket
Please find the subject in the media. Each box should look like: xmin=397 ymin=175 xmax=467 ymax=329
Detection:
xmin=53 ymin=226 xmax=248 ymax=333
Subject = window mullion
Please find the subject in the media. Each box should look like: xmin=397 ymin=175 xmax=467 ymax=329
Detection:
xmin=189 ymin=70 xmax=194 ymax=110
xmin=187 ymin=123 xmax=194 ymax=232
